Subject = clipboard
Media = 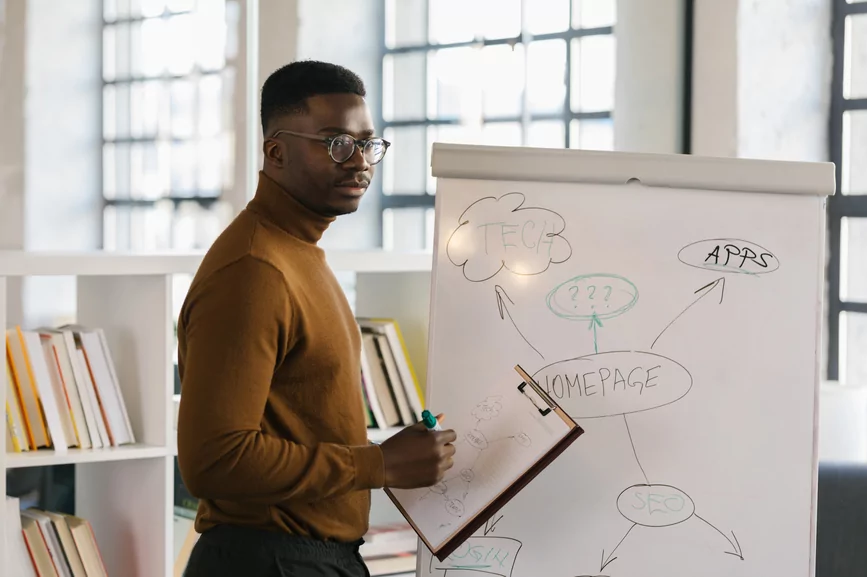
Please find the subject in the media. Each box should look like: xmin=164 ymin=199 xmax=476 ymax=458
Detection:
xmin=383 ymin=364 xmax=585 ymax=561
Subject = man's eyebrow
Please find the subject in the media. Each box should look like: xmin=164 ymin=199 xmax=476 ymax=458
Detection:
xmin=318 ymin=126 xmax=376 ymax=137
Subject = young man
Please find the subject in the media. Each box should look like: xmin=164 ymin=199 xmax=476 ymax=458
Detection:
xmin=176 ymin=60 xmax=457 ymax=576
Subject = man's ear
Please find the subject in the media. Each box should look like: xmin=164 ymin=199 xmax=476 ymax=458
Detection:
xmin=263 ymin=138 xmax=285 ymax=168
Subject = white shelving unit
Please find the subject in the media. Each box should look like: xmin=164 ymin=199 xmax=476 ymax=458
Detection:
xmin=1 ymin=249 xmax=432 ymax=577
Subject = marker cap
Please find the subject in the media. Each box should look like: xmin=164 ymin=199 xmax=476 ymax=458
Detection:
xmin=422 ymin=410 xmax=437 ymax=429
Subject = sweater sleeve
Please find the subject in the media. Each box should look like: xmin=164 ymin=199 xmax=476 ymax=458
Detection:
xmin=176 ymin=256 xmax=385 ymax=504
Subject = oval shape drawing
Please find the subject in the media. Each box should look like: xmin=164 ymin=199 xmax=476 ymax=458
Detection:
xmin=446 ymin=499 xmax=465 ymax=517
xmin=546 ymin=274 xmax=638 ymax=321
xmin=460 ymin=468 xmax=475 ymax=482
xmin=515 ymin=433 xmax=531 ymax=447
xmin=431 ymin=482 xmax=448 ymax=495
xmin=532 ymin=351 xmax=693 ymax=419
xmin=677 ymin=238 xmax=780 ymax=275
xmin=617 ymin=484 xmax=695 ymax=527
xmin=465 ymin=430 xmax=489 ymax=450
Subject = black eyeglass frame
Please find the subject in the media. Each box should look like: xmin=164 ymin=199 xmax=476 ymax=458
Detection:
xmin=270 ymin=129 xmax=391 ymax=165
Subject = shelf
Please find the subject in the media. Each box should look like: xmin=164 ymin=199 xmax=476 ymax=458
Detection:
xmin=325 ymin=251 xmax=432 ymax=273
xmin=0 ymin=251 xmax=205 ymax=276
xmin=0 ymin=249 xmax=433 ymax=277
xmin=5 ymin=444 xmax=168 ymax=469
xmin=169 ymin=428 xmax=402 ymax=457
xmin=0 ymin=249 xmax=429 ymax=576
xmin=367 ymin=427 xmax=403 ymax=443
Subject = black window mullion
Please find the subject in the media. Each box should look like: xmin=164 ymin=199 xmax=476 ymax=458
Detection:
xmin=828 ymin=0 xmax=845 ymax=380
xmin=564 ymin=0 xmax=574 ymax=148
xmin=104 ymin=68 xmax=222 ymax=86
xmin=383 ymin=111 xmax=610 ymax=130
xmin=842 ymin=301 xmax=867 ymax=314
xmin=381 ymin=195 xmax=436 ymax=210
xmin=383 ymin=26 xmax=614 ymax=55
xmin=842 ymin=98 xmax=867 ymax=111
xmin=841 ymin=0 xmax=867 ymax=16
xmin=104 ymin=196 xmax=223 ymax=208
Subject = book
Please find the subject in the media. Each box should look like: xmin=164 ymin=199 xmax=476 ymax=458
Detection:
xmin=5 ymin=322 xmax=136 ymax=455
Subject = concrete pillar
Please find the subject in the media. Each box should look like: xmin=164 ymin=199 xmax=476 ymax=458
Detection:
xmin=691 ymin=0 xmax=832 ymax=162
xmin=691 ymin=0 xmax=739 ymax=158
xmin=0 ymin=0 xmax=26 ymax=325
xmin=614 ymin=0 xmax=686 ymax=154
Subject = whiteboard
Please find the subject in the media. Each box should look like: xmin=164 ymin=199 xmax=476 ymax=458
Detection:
xmin=418 ymin=143 xmax=833 ymax=577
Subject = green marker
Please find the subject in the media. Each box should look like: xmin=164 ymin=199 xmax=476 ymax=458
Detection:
xmin=421 ymin=410 xmax=443 ymax=431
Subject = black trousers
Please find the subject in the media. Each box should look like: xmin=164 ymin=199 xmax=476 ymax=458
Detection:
xmin=183 ymin=525 xmax=371 ymax=577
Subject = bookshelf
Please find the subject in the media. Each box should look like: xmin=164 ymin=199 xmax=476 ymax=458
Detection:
xmin=1 ymin=249 xmax=432 ymax=576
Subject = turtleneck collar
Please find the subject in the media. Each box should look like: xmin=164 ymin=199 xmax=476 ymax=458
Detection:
xmin=245 ymin=171 xmax=335 ymax=245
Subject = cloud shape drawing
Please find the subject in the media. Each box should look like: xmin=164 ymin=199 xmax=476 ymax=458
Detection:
xmin=471 ymin=396 xmax=503 ymax=421
xmin=446 ymin=192 xmax=573 ymax=282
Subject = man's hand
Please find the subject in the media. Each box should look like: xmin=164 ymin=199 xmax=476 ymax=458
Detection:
xmin=380 ymin=414 xmax=457 ymax=489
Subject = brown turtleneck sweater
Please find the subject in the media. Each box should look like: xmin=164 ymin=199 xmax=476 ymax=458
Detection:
xmin=176 ymin=172 xmax=385 ymax=542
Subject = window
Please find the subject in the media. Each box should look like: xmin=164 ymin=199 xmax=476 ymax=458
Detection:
xmin=829 ymin=0 xmax=867 ymax=384
xmin=379 ymin=0 xmax=616 ymax=251
xmin=101 ymin=0 xmax=240 ymax=251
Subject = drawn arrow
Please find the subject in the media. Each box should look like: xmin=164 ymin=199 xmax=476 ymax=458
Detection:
xmin=694 ymin=514 xmax=745 ymax=560
xmin=483 ymin=514 xmax=503 ymax=536
xmin=588 ymin=312 xmax=603 ymax=354
xmin=495 ymin=285 xmax=544 ymax=359
xmin=650 ymin=277 xmax=726 ymax=350
xmin=600 ymin=523 xmax=637 ymax=572
xmin=623 ymin=414 xmax=649 ymax=484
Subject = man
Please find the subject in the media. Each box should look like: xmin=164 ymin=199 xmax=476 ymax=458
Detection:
xmin=177 ymin=60 xmax=457 ymax=577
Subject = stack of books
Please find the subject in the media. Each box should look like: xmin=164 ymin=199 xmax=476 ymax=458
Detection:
xmin=5 ymin=325 xmax=136 ymax=454
xmin=357 ymin=318 xmax=425 ymax=429
xmin=5 ymin=495 xmax=108 ymax=576
xmin=360 ymin=522 xmax=418 ymax=576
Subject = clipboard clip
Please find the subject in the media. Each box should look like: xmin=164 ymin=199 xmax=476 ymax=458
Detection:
xmin=514 ymin=364 xmax=556 ymax=417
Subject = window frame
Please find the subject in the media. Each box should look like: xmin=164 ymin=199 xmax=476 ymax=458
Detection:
xmin=828 ymin=0 xmax=867 ymax=381
xmin=378 ymin=0 xmax=615 ymax=227
xmin=100 ymin=4 xmax=235 ymax=249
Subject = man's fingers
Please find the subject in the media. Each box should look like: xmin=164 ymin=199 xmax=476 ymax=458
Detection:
xmin=438 ymin=429 xmax=458 ymax=444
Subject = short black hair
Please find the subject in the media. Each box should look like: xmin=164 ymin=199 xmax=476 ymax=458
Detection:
xmin=260 ymin=60 xmax=366 ymax=134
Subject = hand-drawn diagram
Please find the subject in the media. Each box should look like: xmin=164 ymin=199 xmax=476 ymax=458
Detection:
xmin=417 ymin=396 xmax=532 ymax=523
xmin=446 ymin=192 xmax=573 ymax=282
xmin=441 ymin=197 xmax=781 ymax=576
xmin=430 ymin=536 xmax=523 ymax=577
xmin=546 ymin=273 xmax=639 ymax=354
xmin=534 ymin=275 xmax=743 ymax=573
xmin=495 ymin=284 xmax=545 ymax=360
xmin=677 ymin=238 xmax=780 ymax=275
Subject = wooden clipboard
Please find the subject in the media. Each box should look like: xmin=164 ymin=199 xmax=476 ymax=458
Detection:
xmin=384 ymin=364 xmax=585 ymax=562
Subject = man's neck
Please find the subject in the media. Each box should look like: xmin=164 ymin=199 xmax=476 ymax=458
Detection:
xmin=246 ymin=171 xmax=335 ymax=244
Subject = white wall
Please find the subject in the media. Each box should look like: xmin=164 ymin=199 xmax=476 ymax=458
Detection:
xmin=0 ymin=0 xmax=26 ymax=324
xmin=0 ymin=0 xmax=103 ymax=327
xmin=692 ymin=0 xmax=833 ymax=162
xmin=296 ymin=0 xmax=384 ymax=250
xmin=691 ymin=0 xmax=739 ymax=157
xmin=22 ymin=0 xmax=103 ymax=326
xmin=614 ymin=0 xmax=685 ymax=154
xmin=736 ymin=0 xmax=832 ymax=162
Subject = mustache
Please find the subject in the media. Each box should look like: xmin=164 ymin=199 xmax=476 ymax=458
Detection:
xmin=335 ymin=177 xmax=370 ymax=187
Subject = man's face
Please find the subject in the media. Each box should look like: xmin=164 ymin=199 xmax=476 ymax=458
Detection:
xmin=264 ymin=93 xmax=380 ymax=217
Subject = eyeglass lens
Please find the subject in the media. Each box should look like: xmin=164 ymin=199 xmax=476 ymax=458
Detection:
xmin=330 ymin=135 xmax=387 ymax=164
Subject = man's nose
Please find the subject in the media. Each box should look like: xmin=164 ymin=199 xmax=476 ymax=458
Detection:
xmin=342 ymin=144 xmax=370 ymax=172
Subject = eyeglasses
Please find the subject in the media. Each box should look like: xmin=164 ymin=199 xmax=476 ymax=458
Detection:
xmin=271 ymin=129 xmax=391 ymax=165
